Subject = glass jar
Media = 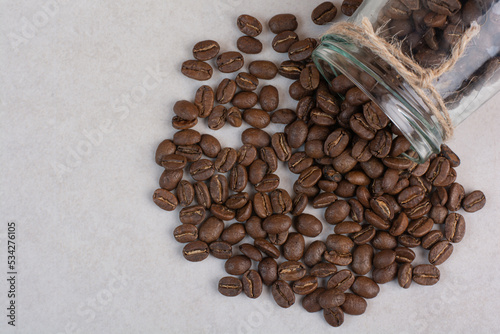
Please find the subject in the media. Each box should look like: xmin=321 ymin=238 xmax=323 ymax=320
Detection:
xmin=312 ymin=0 xmax=500 ymax=162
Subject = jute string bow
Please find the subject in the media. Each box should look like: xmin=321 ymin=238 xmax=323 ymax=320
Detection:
xmin=324 ymin=18 xmax=480 ymax=140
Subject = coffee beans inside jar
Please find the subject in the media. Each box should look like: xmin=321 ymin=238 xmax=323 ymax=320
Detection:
xmin=154 ymin=1 xmax=486 ymax=328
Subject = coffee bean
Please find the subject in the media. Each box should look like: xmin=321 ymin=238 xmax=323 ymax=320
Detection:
xmin=254 ymin=238 xmax=280 ymax=259
xmin=237 ymin=35 xmax=263 ymax=55
xmin=153 ymin=188 xmax=178 ymax=211
xmin=352 ymin=224 xmax=376 ymax=245
xmin=289 ymin=80 xmax=314 ymax=100
xmin=272 ymin=280 xmax=295 ymax=308
xmin=155 ymin=139 xmax=176 ymax=166
xmin=218 ymin=276 xmax=242 ymax=297
xmin=270 ymin=189 xmax=293 ymax=214
xmin=226 ymin=192 xmax=249 ymax=210
xmin=278 ymin=261 xmax=306 ymax=281
xmin=236 ymin=202 xmax=253 ymax=222
xmin=447 ymin=182 xmax=465 ymax=211
xmin=262 ymin=214 xmax=292 ymax=234
xmin=372 ymin=262 xmax=398 ymax=284
xmin=209 ymin=241 xmax=233 ymax=259
xmin=398 ymin=262 xmax=412 ymax=289
xmin=189 ymin=159 xmax=215 ymax=181
xmin=389 ymin=212 xmax=409 ymax=236
xmin=313 ymin=193 xmax=338 ymax=209
xmin=259 ymin=257 xmax=278 ymax=285
xmin=229 ymin=164 xmax=248 ymax=192
xmin=238 ymin=244 xmax=262 ymax=262
xmin=173 ymin=224 xmax=198 ymax=243
xmin=253 ymin=192 xmax=273 ymax=218
xmin=283 ymin=233 xmax=305 ymax=261
xmin=440 ymin=144 xmax=460 ymax=167
xmin=312 ymin=2 xmax=338 ymax=25
xmin=181 ymin=60 xmax=213 ymax=81
xmin=259 ymin=85 xmax=279 ymax=112
xmin=211 ymin=204 xmax=235 ymax=221
xmin=159 ymin=169 xmax=183 ymax=191
xmin=279 ymin=61 xmax=304 ymax=80
xmin=428 ymin=240 xmax=453 ymax=265
xmin=326 ymin=269 xmax=355 ymax=291
xmin=215 ymin=147 xmax=237 ymax=173
xmin=325 ymin=200 xmax=351 ymax=225
xmin=303 ymin=287 xmax=326 ymax=312
xmin=216 ymin=51 xmax=244 ymax=73
xmin=269 ymin=14 xmax=298 ymax=33
xmin=248 ymin=159 xmax=268 ymax=185
xmin=210 ymin=174 xmax=229 ymax=204
xmin=243 ymin=108 xmax=271 ymax=129
xmin=237 ymin=144 xmax=258 ymax=167
xmin=176 ymin=180 xmax=195 ymax=206
xmin=233 ymin=91 xmax=259 ymax=109
xmin=395 ymin=246 xmax=415 ymax=263
xmin=255 ymin=174 xmax=280 ymax=193
xmin=372 ymin=231 xmax=398 ymax=250
xmin=431 ymin=187 xmax=449 ymax=207
xmin=292 ymin=275 xmax=318 ymax=295
xmin=350 ymin=113 xmax=377 ymax=140
xmin=225 ymin=255 xmax=252 ymax=275
xmin=462 ymin=190 xmax=486 ymax=213
xmin=324 ymin=307 xmax=344 ymax=327
xmin=310 ymin=263 xmax=338 ymax=278
xmin=226 ymin=107 xmax=242 ymax=127
xmin=319 ymin=288 xmax=345 ymax=309
xmin=173 ymin=100 xmax=198 ymax=121
xmin=335 ymin=221 xmax=362 ymax=235
xmin=172 ymin=116 xmax=198 ymax=130
xmin=216 ymin=79 xmax=237 ymax=104
xmin=370 ymin=196 xmax=394 ymax=220
xmin=324 ymin=249 xmax=352 ymax=266
xmin=220 ymin=223 xmax=245 ymax=244
xmin=304 ymin=240 xmax=327 ymax=267
xmin=235 ymin=72 xmax=259 ymax=91
xmin=174 ymin=129 xmax=200 ymax=146
xmin=249 ymin=60 xmax=278 ymax=80
xmin=342 ymin=293 xmax=367 ymax=315
xmin=241 ymin=128 xmax=271 ymax=148
xmin=180 ymin=205 xmax=207 ymax=225
xmin=421 ymin=230 xmax=443 ymax=250
xmin=413 ymin=264 xmax=440 ymax=285
xmin=272 ymin=31 xmax=299 ymax=53
xmin=242 ymin=270 xmax=263 ymax=299
xmin=198 ymin=217 xmax=224 ymax=243
xmin=237 ymin=14 xmax=262 ymax=37
xmin=300 ymin=64 xmax=321 ymax=91
xmin=427 ymin=0 xmax=461 ymax=15
xmin=244 ymin=216 xmax=266 ymax=240
xmin=207 ymin=105 xmax=227 ymax=130
xmin=183 ymin=240 xmax=210 ymax=262
xmin=407 ymin=217 xmax=434 ymax=238
xmin=288 ymin=40 xmax=314 ymax=62
xmin=271 ymin=108 xmax=297 ymax=124
xmin=444 ymin=213 xmax=466 ymax=243
xmin=193 ymin=40 xmax=220 ymax=61
xmin=365 ymin=210 xmax=390 ymax=230
xmin=194 ymin=85 xmax=215 ymax=118
xmin=286 ymin=120 xmax=308 ymax=149
xmin=324 ymin=128 xmax=350 ymax=158
xmin=351 ymin=276 xmax=380 ymax=299
xmin=342 ymin=0 xmax=363 ymax=16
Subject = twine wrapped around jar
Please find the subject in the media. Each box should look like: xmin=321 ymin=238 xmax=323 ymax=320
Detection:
xmin=324 ymin=17 xmax=480 ymax=140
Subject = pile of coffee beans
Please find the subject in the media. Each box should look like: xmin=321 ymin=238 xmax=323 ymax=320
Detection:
xmin=153 ymin=1 xmax=486 ymax=328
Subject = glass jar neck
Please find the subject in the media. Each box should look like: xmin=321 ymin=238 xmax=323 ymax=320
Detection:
xmin=312 ymin=34 xmax=444 ymax=163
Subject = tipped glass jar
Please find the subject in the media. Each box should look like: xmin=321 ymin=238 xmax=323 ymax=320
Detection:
xmin=313 ymin=0 xmax=500 ymax=162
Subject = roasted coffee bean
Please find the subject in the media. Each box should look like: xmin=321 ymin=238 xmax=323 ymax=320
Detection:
xmin=218 ymin=276 xmax=242 ymax=297
xmin=193 ymin=40 xmax=220 ymax=61
xmin=407 ymin=217 xmax=434 ymax=238
xmin=226 ymin=106 xmax=243 ymax=127
xmin=159 ymin=169 xmax=183 ymax=191
xmin=255 ymin=174 xmax=280 ymax=193
xmin=286 ymin=121 xmax=308 ymax=149
xmin=325 ymin=200 xmax=351 ymax=225
xmin=207 ymin=105 xmax=227 ymax=130
xmin=293 ymin=213 xmax=322 ymax=238
xmin=237 ymin=144 xmax=258 ymax=167
xmin=194 ymin=85 xmax=215 ymax=118
xmin=226 ymin=192 xmax=249 ymax=210
xmin=243 ymin=109 xmax=270 ymax=129
xmin=229 ymin=164 xmax=248 ymax=192
xmin=427 ymin=0 xmax=461 ymax=15
xmin=398 ymin=186 xmax=426 ymax=209
xmin=288 ymin=40 xmax=314 ymax=62
xmin=172 ymin=116 xmax=198 ymax=130
xmin=331 ymin=74 xmax=356 ymax=94
xmin=370 ymin=130 xmax=392 ymax=158
xmin=296 ymin=96 xmax=315 ymax=120
xmin=259 ymin=85 xmax=279 ymax=112
xmin=225 ymin=255 xmax=252 ymax=275
xmin=237 ymin=14 xmax=263 ymax=37
xmin=254 ymin=238 xmax=280 ymax=259
xmin=279 ymin=61 xmax=304 ymax=79
xmin=216 ymin=51 xmax=244 ymax=73
xmin=385 ymin=0 xmax=412 ymax=19
xmin=236 ymin=201 xmax=253 ymax=222
xmin=180 ymin=205 xmax=207 ymax=225
xmin=216 ymin=78 xmax=237 ymax=104
xmin=413 ymin=264 xmax=440 ymax=285
xmin=352 ymin=244 xmax=374 ymax=275
xmin=271 ymin=133 xmax=291 ymax=162
xmin=310 ymin=263 xmax=338 ymax=278
xmin=350 ymin=113 xmax=377 ymax=140
xmin=421 ymin=230 xmax=443 ymax=250
xmin=236 ymin=72 xmax=259 ymax=91
xmin=248 ymin=159 xmax=268 ymax=185
xmin=176 ymin=180 xmax=195 ymax=206
xmin=326 ymin=269 xmax=355 ymax=291
xmin=303 ymin=287 xmax=326 ymax=312
xmin=173 ymin=100 xmax=198 ymax=121
xmin=326 ymin=234 xmax=354 ymax=254
xmin=440 ymin=144 xmax=460 ymax=167
xmin=245 ymin=216 xmax=266 ymax=239
xmin=363 ymin=101 xmax=389 ymax=130
xmin=360 ymin=157 xmax=385 ymax=179
xmin=372 ymin=231 xmax=398 ymax=250
xmin=233 ymin=91 xmax=259 ymax=109
xmin=198 ymin=216 xmax=224 ymax=243
xmin=242 ymin=270 xmax=263 ymax=299
xmin=312 ymin=2 xmax=338 ymax=25
xmin=253 ymin=192 xmax=273 ymax=218
xmin=351 ymin=138 xmax=373 ymax=162
xmin=341 ymin=293 xmax=367 ymax=316
xmin=269 ymin=232 xmax=289 ymax=246
xmin=372 ymin=262 xmax=398 ymax=284
xmin=272 ymin=280 xmax=295 ymax=308
xmin=209 ymin=241 xmax=233 ymax=259
xmin=155 ymin=139 xmax=176 ymax=166
xmin=304 ymin=241 xmax=327 ymax=267
xmin=189 ymin=159 xmax=215 ymax=181
xmin=389 ymin=212 xmax=409 ymax=236
xmin=218 ymin=223 xmax=244 ymax=243
xmin=210 ymin=174 xmax=229 ymax=204
xmin=398 ymin=233 xmax=421 ymax=247
xmin=183 ymin=240 xmax=209 ymax=262
xmin=289 ymin=80 xmax=314 ymax=100
xmin=239 ymin=244 xmax=263 ymax=262
xmin=352 ymin=224 xmax=376 ymax=245
xmin=324 ymin=307 xmax=344 ymax=327
xmin=269 ymin=14 xmax=298 ymax=33
xmin=373 ymin=249 xmax=396 ymax=269
xmin=334 ymin=180 xmax=357 ymax=198
xmin=214 ymin=147 xmax=237 ymax=173
xmin=283 ymin=232 xmax=306 ymax=262
xmin=334 ymin=221 xmax=362 ymax=234
xmin=351 ymin=276 xmax=379 ymax=299
xmin=395 ymin=246 xmax=416 ymax=263
xmin=241 ymin=128 xmax=271 ymax=148
xmin=447 ymin=182 xmax=465 ymax=211
xmin=370 ymin=196 xmax=394 ymax=220
xmin=431 ymin=187 xmax=449 ymax=207
xmin=175 ymin=144 xmax=202 ymax=162
xmin=428 ymin=240 xmax=453 ymax=265
xmin=313 ymin=192 xmax=338 ymax=209
xmin=444 ymin=213 xmax=465 ymax=243
xmin=297 ymin=166 xmax=322 ymax=188
xmin=259 ymin=257 xmax=278 ymax=285
xmin=462 ymin=190 xmax=486 ymax=213
xmin=212 ymin=204 xmax=236 ymax=221
xmin=300 ymin=65 xmax=321 ymax=91
xmin=278 ymin=261 xmax=307 ymax=281
xmin=248 ymin=60 xmax=278 ymax=80
xmin=270 ymin=189 xmax=293 ymax=214
xmin=409 ymin=175 xmax=432 ymax=193
xmin=173 ymin=224 xmax=198 ymax=243
xmin=426 ymin=157 xmax=450 ymax=185
xmin=364 ymin=210 xmax=390 ymax=230
xmin=398 ymin=263 xmax=412 ymax=289
xmin=342 ymin=0 xmax=363 ymax=16
xmin=288 ymin=152 xmax=313 ymax=174
xmin=173 ymin=128 xmax=202 ymax=145
xmin=181 ymin=60 xmax=213 ymax=81
xmin=153 ymin=188 xmax=178 ymax=211
xmin=272 ymin=108 xmax=297 ymax=124
xmin=262 ymin=214 xmax=292 ymax=234
xmin=324 ymin=249 xmax=352 ymax=266
xmin=272 ymin=31 xmax=299 ymax=53
xmin=237 ymin=35 xmax=263 ymax=54
xmin=324 ymin=128 xmax=350 ymax=158
xmin=319 ymin=288 xmax=345 ymax=309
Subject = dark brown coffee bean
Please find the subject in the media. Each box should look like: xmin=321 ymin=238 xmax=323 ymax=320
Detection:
xmin=159 ymin=169 xmax=183 ymax=191
xmin=254 ymin=173 xmax=279 ymax=193
xmin=248 ymin=159 xmax=268 ymax=185
xmin=327 ymin=269 xmax=355 ymax=291
xmin=176 ymin=180 xmax=195 ymax=206
xmin=271 ymin=108 xmax=297 ymax=124
xmin=272 ymin=280 xmax=295 ymax=308
xmin=194 ymin=85 xmax=215 ymax=118
xmin=304 ymin=241 xmax=327 ymax=267
xmin=407 ymin=217 xmax=434 ymax=238
xmin=447 ymin=182 xmax=465 ymax=211
xmin=395 ymin=246 xmax=415 ymax=263
xmin=303 ymin=288 xmax=325 ymax=312
xmin=209 ymin=241 xmax=233 ymax=259
xmin=153 ymin=188 xmax=178 ymax=211
xmin=350 ymin=113 xmax=377 ymax=140
xmin=285 ymin=121 xmax=308 ymax=149
xmin=173 ymin=100 xmax=198 ymax=121
xmin=173 ymin=224 xmax=198 ymax=243
xmin=428 ymin=240 xmax=453 ymax=266
xmin=233 ymin=92 xmax=258 ymax=110
xmin=243 ymin=109 xmax=270 ymax=129
xmin=288 ymin=153 xmax=312 ymax=175
xmin=351 ymin=276 xmax=379 ymax=299
xmin=351 ymin=244 xmax=373 ymax=275
xmin=197 ymin=135 xmax=220 ymax=160
xmin=372 ymin=262 xmax=398 ymax=284
xmin=238 ymin=244 xmax=262 ymax=262
xmin=300 ymin=65 xmax=321 ymax=91
xmin=270 ymin=133 xmax=291 ymax=162
xmin=342 ymin=0 xmax=363 ymax=16
xmin=397 ymin=263 xmax=412 ymax=289
xmin=330 ymin=74 xmax=355 ymax=94
xmin=310 ymin=263 xmax=338 ymax=278
xmin=360 ymin=157 xmax=385 ymax=179
xmin=324 ymin=307 xmax=344 ymax=327
xmin=279 ymin=61 xmax=304 ymax=79
xmin=210 ymin=174 xmax=229 ymax=204
xmin=421 ymin=230 xmax=443 ymax=250
xmin=312 ymin=2 xmax=338 ymax=25
xmin=413 ymin=264 xmax=440 ymax=285
xmin=373 ymin=249 xmax=396 ymax=270
xmin=237 ymin=144 xmax=257 ymax=167
xmin=207 ymin=105 xmax=227 ymax=130
xmin=462 ymin=190 xmax=486 ymax=213
xmin=269 ymin=14 xmax=298 ymax=33
xmin=236 ymin=72 xmax=259 ymax=91
xmin=381 ymin=168 xmax=399 ymax=193
xmin=283 ymin=232 xmax=305 ymax=261
xmin=313 ymin=192 xmax=338 ymax=209
xmin=326 ymin=234 xmax=354 ymax=254
xmin=440 ymin=144 xmax=460 ymax=167
xmin=352 ymin=224 xmax=376 ymax=245
xmin=398 ymin=233 xmax=421 ymax=248
xmin=225 ymin=192 xmax=249 ymax=210
xmin=262 ymin=214 xmax=292 ymax=234
xmin=254 ymin=238 xmax=280 ymax=259
xmin=334 ymin=221 xmax=362 ymax=235
xmin=225 ymin=255 xmax=251 ymax=275
xmin=198 ymin=216 xmax=224 ymax=243
xmin=229 ymin=164 xmax=248 ymax=192
xmin=175 ymin=144 xmax=202 ymax=162
xmin=364 ymin=210 xmax=390 ymax=230
xmin=248 ymin=60 xmax=278 ymax=80
xmin=218 ymin=276 xmax=242 ymax=297
xmin=183 ymin=240 xmax=209 ymax=262
xmin=237 ymin=14 xmax=263 ymax=37
xmin=278 ymin=261 xmax=307 ymax=281
xmin=189 ymin=159 xmax=215 ymax=182
xmin=444 ymin=213 xmax=465 ymax=243
xmin=259 ymin=257 xmax=278 ymax=285
xmin=324 ymin=128 xmax=350 ymax=158
xmin=218 ymin=222 xmax=244 ymax=242
xmin=237 ymin=35 xmax=263 ymax=54
xmin=253 ymin=192 xmax=273 ymax=219
xmin=216 ymin=51 xmax=244 ymax=73
xmin=289 ymin=80 xmax=313 ymax=100
xmin=216 ymin=79 xmax=237 ymax=104
xmin=427 ymin=0 xmax=461 ymax=15
xmin=242 ymin=270 xmax=263 ymax=299
xmin=155 ymin=139 xmax=176 ymax=166
xmin=226 ymin=106 xmax=242 ymax=127
xmin=370 ymin=196 xmax=394 ymax=221
xmin=319 ymin=288 xmax=345 ymax=309
xmin=245 ymin=216 xmax=266 ymax=239
xmin=370 ymin=130 xmax=392 ymax=158
xmin=325 ymin=200 xmax=351 ymax=225
xmin=389 ymin=212 xmax=409 ymax=236
xmin=272 ymin=31 xmax=299 ymax=53
xmin=295 ymin=96 xmax=315 ymax=121
xmin=241 ymin=128 xmax=271 ymax=148
xmin=426 ymin=156 xmax=450 ymax=186
xmin=179 ymin=205 xmax=206 ymax=225
xmin=324 ymin=250 xmax=352 ymax=266
xmin=270 ymin=189 xmax=293 ymax=214
xmin=297 ymin=166 xmax=322 ymax=188
xmin=431 ymin=187 xmax=449 ymax=207
xmin=363 ymin=101 xmax=389 ymax=130
xmin=288 ymin=40 xmax=314 ymax=62
xmin=214 ymin=147 xmax=237 ymax=173
xmin=181 ymin=60 xmax=213 ymax=81
xmin=171 ymin=116 xmax=198 ymax=130
xmin=193 ymin=40 xmax=220 ymax=61
xmin=372 ymin=231 xmax=398 ymax=250
xmin=236 ymin=201 xmax=253 ymax=222
xmin=211 ymin=204 xmax=235 ymax=221
xmin=292 ymin=275 xmax=318 ymax=296
xmin=259 ymin=85 xmax=279 ymax=112
xmin=398 ymin=186 xmax=426 ymax=209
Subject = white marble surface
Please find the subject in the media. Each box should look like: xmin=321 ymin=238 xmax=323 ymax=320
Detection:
xmin=1 ymin=0 xmax=499 ymax=333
